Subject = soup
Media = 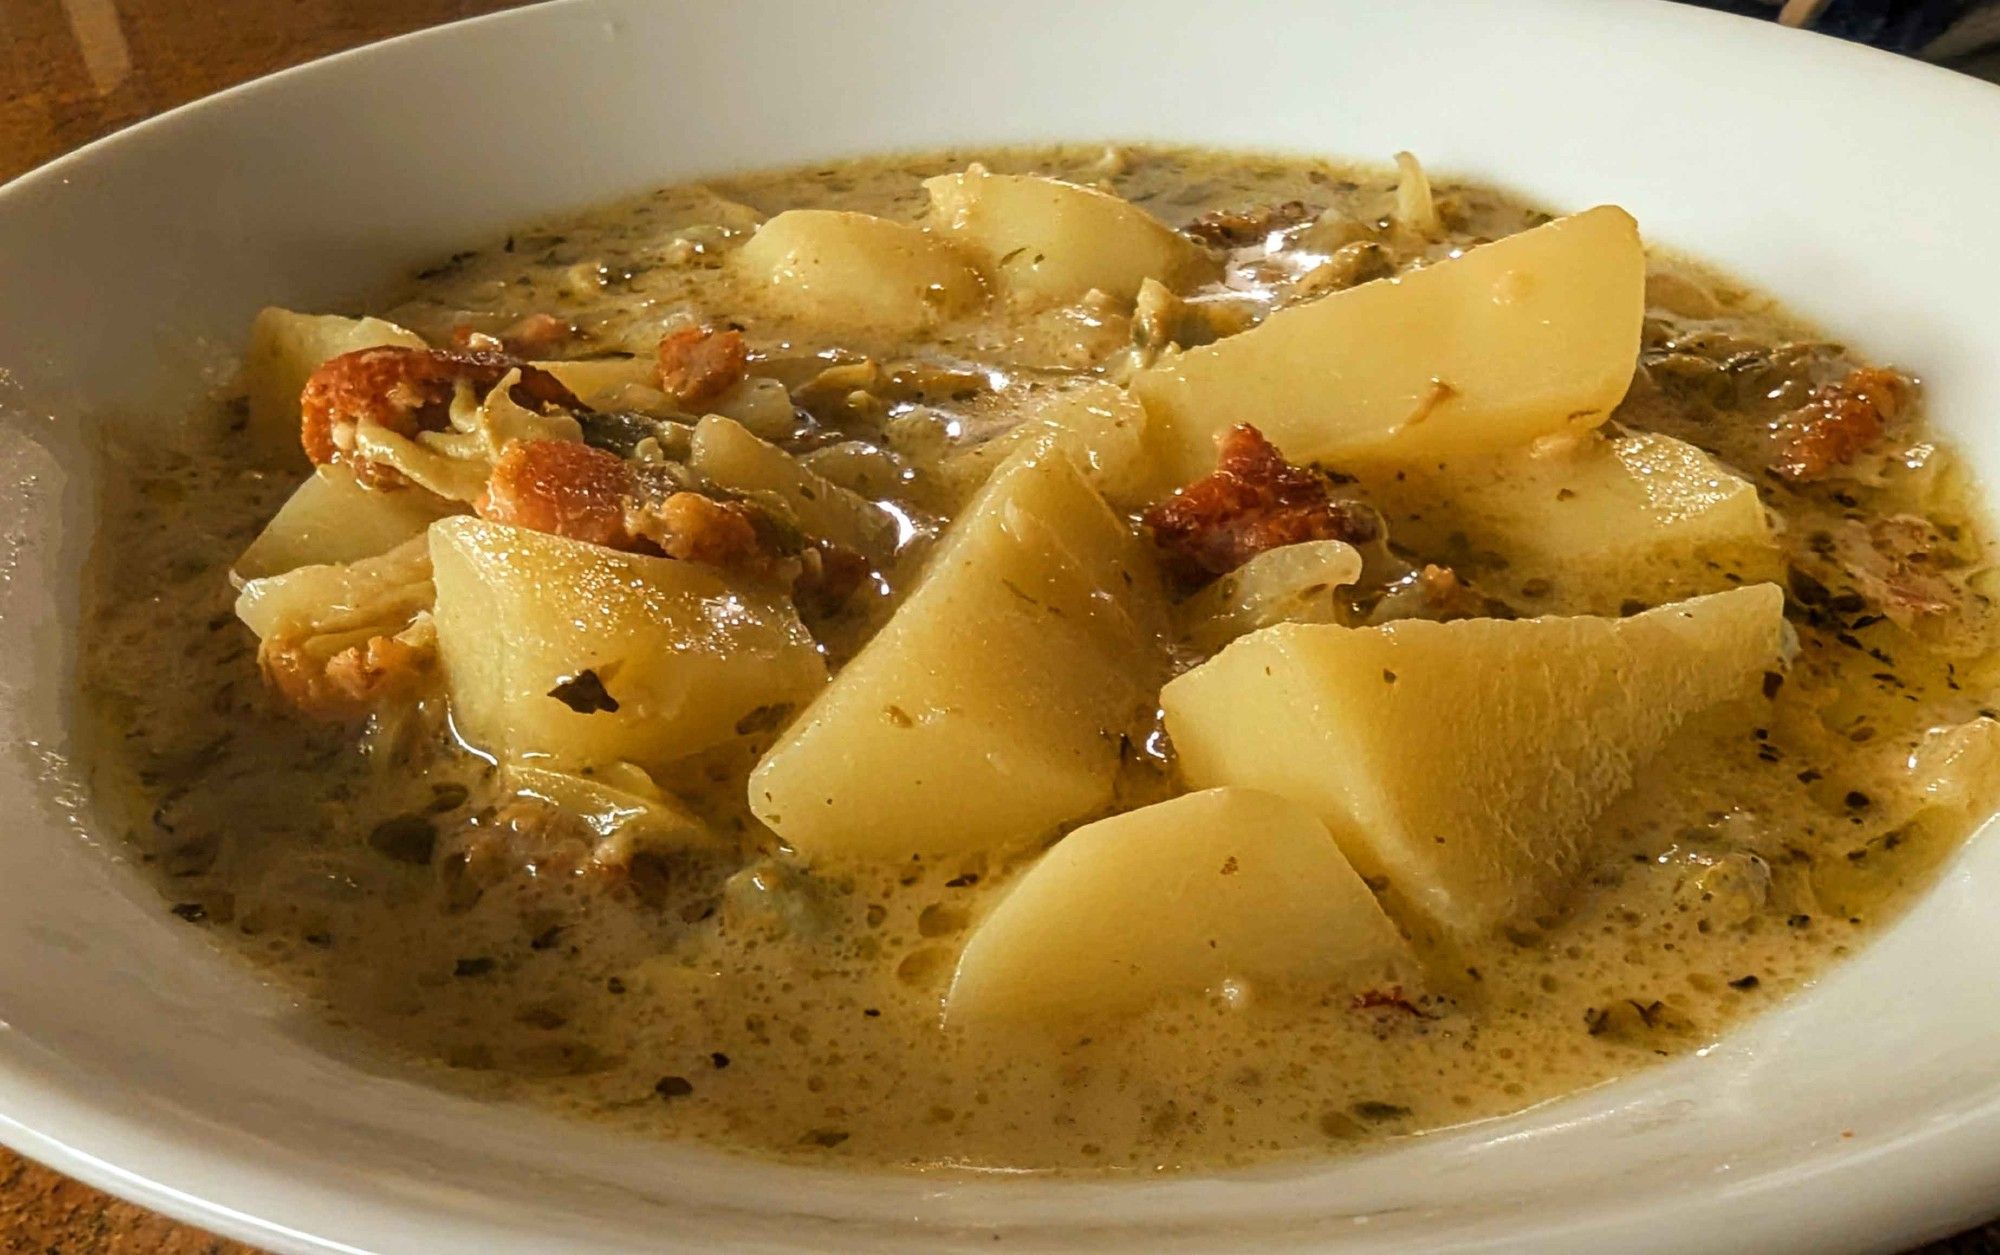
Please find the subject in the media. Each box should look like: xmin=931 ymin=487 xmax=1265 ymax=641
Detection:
xmin=79 ymin=145 xmax=2000 ymax=1172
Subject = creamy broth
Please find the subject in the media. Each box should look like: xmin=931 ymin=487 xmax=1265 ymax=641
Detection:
xmin=79 ymin=145 xmax=2000 ymax=1172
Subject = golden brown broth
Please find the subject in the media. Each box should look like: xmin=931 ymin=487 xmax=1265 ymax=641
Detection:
xmin=78 ymin=145 xmax=2000 ymax=1173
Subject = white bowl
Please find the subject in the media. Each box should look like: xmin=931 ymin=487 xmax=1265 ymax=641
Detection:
xmin=3 ymin=1 xmax=1999 ymax=1250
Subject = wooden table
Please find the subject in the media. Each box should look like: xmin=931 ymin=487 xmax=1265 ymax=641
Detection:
xmin=0 ymin=1 xmax=1994 ymax=1250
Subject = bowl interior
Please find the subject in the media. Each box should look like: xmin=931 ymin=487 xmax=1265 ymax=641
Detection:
xmin=2 ymin=2 xmax=1999 ymax=1251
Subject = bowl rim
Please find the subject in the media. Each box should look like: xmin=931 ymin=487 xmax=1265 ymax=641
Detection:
xmin=6 ymin=1 xmax=2000 ymax=1251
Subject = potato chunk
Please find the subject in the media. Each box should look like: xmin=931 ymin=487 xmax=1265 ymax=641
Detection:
xmin=690 ymin=415 xmax=897 ymax=560
xmin=924 ymin=168 xmax=1215 ymax=304
xmin=238 ymin=308 xmax=427 ymax=462
xmin=233 ymin=464 xmax=461 ymax=583
xmin=429 ymin=517 xmax=826 ymax=775
xmin=947 ymin=787 xmax=1412 ymax=1025
xmin=1132 ymin=206 xmax=1644 ymax=479
xmin=749 ymin=445 xmax=1166 ymax=860
xmin=734 ymin=209 xmax=985 ymax=337
xmin=1162 ymin=585 xmax=1786 ymax=938
xmin=1371 ymin=429 xmax=1780 ymax=614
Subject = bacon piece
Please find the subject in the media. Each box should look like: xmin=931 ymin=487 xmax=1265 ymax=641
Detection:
xmin=477 ymin=438 xmax=635 ymax=549
xmin=301 ymin=346 xmax=580 ymax=488
xmin=1352 ymin=986 xmax=1431 ymax=1018
xmin=1142 ymin=424 xmax=1379 ymax=585
xmin=793 ymin=542 xmax=871 ymax=616
xmin=1830 ymin=514 xmax=1958 ymax=626
xmin=496 ymin=313 xmax=575 ymax=357
xmin=476 ymin=434 xmax=862 ymax=597
xmin=437 ymin=795 xmax=691 ymax=910
xmin=438 ymin=798 xmax=605 ymax=907
xmin=476 ymin=443 xmax=819 ymax=583
xmin=626 ymin=490 xmax=772 ymax=574
xmin=1768 ymin=366 xmax=1910 ymax=482
xmin=655 ymin=325 xmax=750 ymax=409
xmin=448 ymin=313 xmax=577 ymax=357
xmin=260 ymin=632 xmax=430 ymax=722
xmin=1183 ymin=200 xmax=1314 ymax=248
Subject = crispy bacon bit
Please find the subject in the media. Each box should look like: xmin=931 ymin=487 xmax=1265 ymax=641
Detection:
xmin=627 ymin=490 xmax=771 ymax=573
xmin=1183 ymin=200 xmax=1315 ymax=247
xmin=472 ymin=424 xmax=869 ymax=596
xmin=1830 ymin=515 xmax=1959 ymax=626
xmin=655 ymin=325 xmax=750 ymax=409
xmin=448 ymin=313 xmax=576 ymax=357
xmin=1768 ymin=366 xmax=1911 ymax=482
xmin=477 ymin=438 xmax=634 ymax=549
xmin=438 ymin=793 xmax=703 ymax=909
xmin=477 ymin=440 xmax=836 ymax=585
xmin=301 ymin=346 xmax=580 ymax=488
xmin=793 ymin=542 xmax=871 ymax=616
xmin=260 ymin=633 xmax=429 ymax=721
xmin=1142 ymin=424 xmax=1379 ymax=585
xmin=438 ymin=799 xmax=604 ymax=907
xmin=1352 ymin=986 xmax=1431 ymax=1018
xmin=497 ymin=313 xmax=575 ymax=357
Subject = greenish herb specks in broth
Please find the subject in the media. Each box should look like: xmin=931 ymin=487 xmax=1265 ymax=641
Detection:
xmin=80 ymin=144 xmax=2000 ymax=1172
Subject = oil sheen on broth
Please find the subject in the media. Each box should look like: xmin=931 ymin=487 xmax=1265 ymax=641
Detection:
xmin=79 ymin=145 xmax=2000 ymax=1172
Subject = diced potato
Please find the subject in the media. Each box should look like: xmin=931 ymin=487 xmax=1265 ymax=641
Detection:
xmin=1179 ymin=539 xmax=1363 ymax=653
xmin=429 ymin=517 xmax=826 ymax=775
xmin=947 ymin=787 xmax=1412 ymax=1025
xmin=1796 ymin=716 xmax=2000 ymax=843
xmin=505 ymin=763 xmax=718 ymax=857
xmin=1895 ymin=717 xmax=2000 ymax=824
xmin=734 ymin=210 xmax=985 ymax=337
xmin=941 ymin=380 xmax=1174 ymax=510
xmin=801 ymin=440 xmax=919 ymax=501
xmin=924 ymin=168 xmax=1215 ymax=305
xmin=1132 ymin=206 xmax=1645 ymax=479
xmin=690 ymin=415 xmax=897 ymax=560
xmin=1805 ymin=718 xmax=2000 ymax=920
xmin=749 ymin=445 xmax=1167 ymax=860
xmin=1370 ymin=429 xmax=1780 ymax=614
xmin=232 ymin=464 xmax=461 ymax=583
xmin=238 ymin=308 xmax=427 ymax=463
xmin=935 ymin=433 xmax=1028 ymax=505
xmin=1162 ymin=585 xmax=1787 ymax=939
xmin=234 ymin=534 xmax=433 ymax=644
xmin=706 ymin=377 xmax=799 ymax=441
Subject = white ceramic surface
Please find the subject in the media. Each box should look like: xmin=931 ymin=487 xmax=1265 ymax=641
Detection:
xmin=2 ymin=1 xmax=1998 ymax=1250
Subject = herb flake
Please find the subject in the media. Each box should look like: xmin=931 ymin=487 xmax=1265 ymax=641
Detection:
xmin=549 ymin=669 xmax=619 ymax=714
